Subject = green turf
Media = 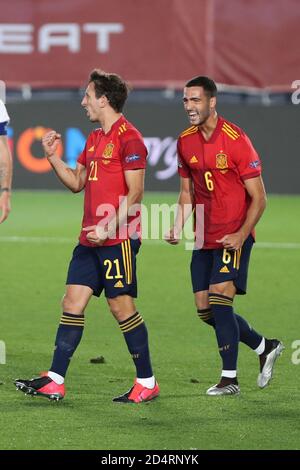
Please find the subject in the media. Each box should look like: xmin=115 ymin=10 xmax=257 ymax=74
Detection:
xmin=0 ymin=191 xmax=300 ymax=450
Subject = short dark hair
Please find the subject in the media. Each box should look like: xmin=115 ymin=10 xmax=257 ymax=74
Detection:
xmin=89 ymin=69 xmax=130 ymax=112
xmin=185 ymin=76 xmax=217 ymax=98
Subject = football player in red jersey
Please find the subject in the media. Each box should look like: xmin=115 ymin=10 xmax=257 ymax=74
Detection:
xmin=165 ymin=76 xmax=283 ymax=395
xmin=15 ymin=70 xmax=159 ymax=403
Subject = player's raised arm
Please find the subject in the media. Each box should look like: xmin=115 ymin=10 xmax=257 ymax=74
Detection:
xmin=43 ymin=130 xmax=86 ymax=193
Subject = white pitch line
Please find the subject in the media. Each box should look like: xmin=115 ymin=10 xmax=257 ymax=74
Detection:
xmin=0 ymin=236 xmax=74 ymax=244
xmin=0 ymin=236 xmax=300 ymax=249
xmin=255 ymin=242 xmax=300 ymax=249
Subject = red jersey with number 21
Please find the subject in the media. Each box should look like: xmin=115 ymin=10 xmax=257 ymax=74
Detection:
xmin=177 ymin=116 xmax=261 ymax=249
xmin=77 ymin=116 xmax=147 ymax=247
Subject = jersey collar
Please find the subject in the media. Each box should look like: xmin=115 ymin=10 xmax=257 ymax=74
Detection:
xmin=198 ymin=116 xmax=224 ymax=144
xmin=102 ymin=115 xmax=125 ymax=136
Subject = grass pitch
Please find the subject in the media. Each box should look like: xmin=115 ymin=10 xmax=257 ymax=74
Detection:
xmin=0 ymin=191 xmax=299 ymax=450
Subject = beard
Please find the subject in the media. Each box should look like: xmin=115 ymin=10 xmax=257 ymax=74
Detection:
xmin=188 ymin=106 xmax=211 ymax=126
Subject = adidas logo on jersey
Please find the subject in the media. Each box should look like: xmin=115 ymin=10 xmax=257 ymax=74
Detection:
xmin=114 ymin=280 xmax=124 ymax=288
xmin=189 ymin=156 xmax=198 ymax=164
xmin=88 ymin=145 xmax=95 ymax=152
xmin=219 ymin=266 xmax=230 ymax=273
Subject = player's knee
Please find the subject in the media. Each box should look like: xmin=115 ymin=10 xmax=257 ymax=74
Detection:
xmin=62 ymin=294 xmax=84 ymax=315
xmin=209 ymin=282 xmax=235 ymax=298
xmin=209 ymin=287 xmax=226 ymax=297
xmin=109 ymin=303 xmax=120 ymax=317
xmin=107 ymin=296 xmax=136 ymax=322
xmin=194 ymin=292 xmax=209 ymax=310
xmin=109 ymin=304 xmax=128 ymax=322
xmin=195 ymin=299 xmax=210 ymax=310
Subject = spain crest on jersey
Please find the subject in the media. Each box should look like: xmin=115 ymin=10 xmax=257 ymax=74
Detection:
xmin=216 ymin=153 xmax=228 ymax=170
xmin=103 ymin=143 xmax=114 ymax=159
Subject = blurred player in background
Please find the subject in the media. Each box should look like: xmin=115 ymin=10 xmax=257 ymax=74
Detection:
xmin=165 ymin=76 xmax=284 ymax=396
xmin=15 ymin=70 xmax=159 ymax=403
xmin=0 ymin=99 xmax=12 ymax=223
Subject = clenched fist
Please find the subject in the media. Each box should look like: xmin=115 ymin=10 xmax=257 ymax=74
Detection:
xmin=42 ymin=130 xmax=62 ymax=158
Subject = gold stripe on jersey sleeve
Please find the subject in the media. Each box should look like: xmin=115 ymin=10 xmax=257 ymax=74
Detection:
xmin=222 ymin=127 xmax=238 ymax=140
xmin=222 ymin=122 xmax=240 ymax=140
xmin=222 ymin=124 xmax=238 ymax=139
xmin=223 ymin=122 xmax=239 ymax=137
xmin=180 ymin=125 xmax=196 ymax=135
xmin=180 ymin=130 xmax=198 ymax=138
xmin=180 ymin=126 xmax=198 ymax=138
xmin=118 ymin=123 xmax=127 ymax=135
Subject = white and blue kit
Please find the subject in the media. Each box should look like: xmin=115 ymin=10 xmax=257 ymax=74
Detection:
xmin=0 ymin=99 xmax=10 ymax=136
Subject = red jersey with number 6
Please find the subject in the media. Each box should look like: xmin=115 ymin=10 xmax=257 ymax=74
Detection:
xmin=77 ymin=116 xmax=147 ymax=247
xmin=177 ymin=116 xmax=262 ymax=249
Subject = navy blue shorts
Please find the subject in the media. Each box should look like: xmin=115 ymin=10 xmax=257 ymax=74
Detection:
xmin=66 ymin=238 xmax=141 ymax=299
xmin=190 ymin=235 xmax=254 ymax=295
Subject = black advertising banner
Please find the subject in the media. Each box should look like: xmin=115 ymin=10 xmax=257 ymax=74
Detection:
xmin=6 ymin=100 xmax=300 ymax=194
